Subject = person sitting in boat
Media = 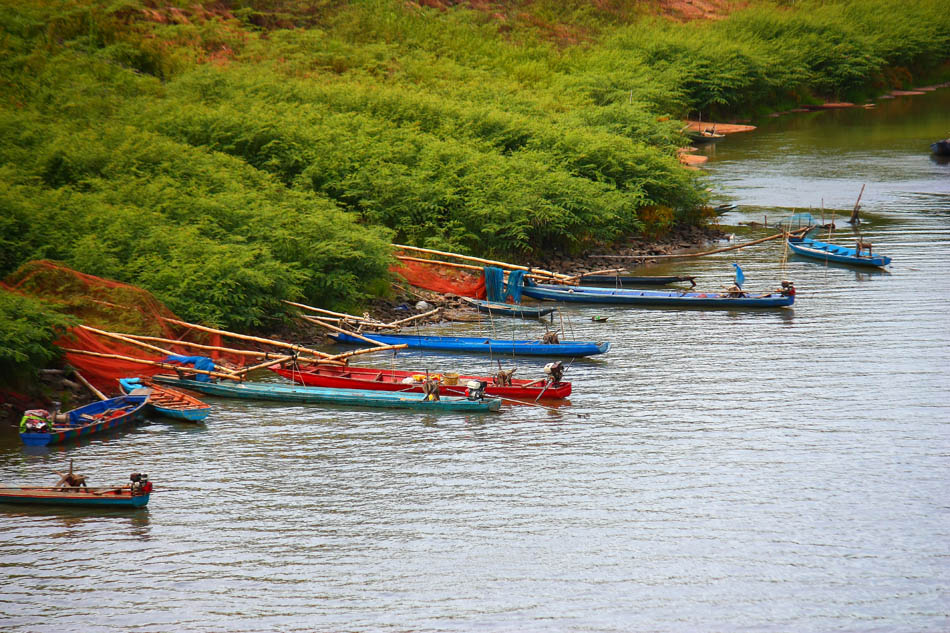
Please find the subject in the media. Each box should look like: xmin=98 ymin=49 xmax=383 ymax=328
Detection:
xmin=724 ymin=284 xmax=747 ymax=298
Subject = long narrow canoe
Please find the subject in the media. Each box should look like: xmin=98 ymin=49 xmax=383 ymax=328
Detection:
xmin=578 ymin=274 xmax=696 ymax=287
xmin=0 ymin=487 xmax=150 ymax=507
xmin=272 ymin=365 xmax=571 ymax=400
xmin=119 ymin=377 xmax=211 ymax=422
xmin=328 ymin=332 xmax=609 ymax=357
xmin=521 ymin=282 xmax=794 ymax=308
xmin=152 ymin=376 xmax=502 ymax=412
xmin=787 ymin=236 xmax=891 ymax=268
xmin=19 ymin=395 xmax=149 ymax=446
xmin=462 ymin=297 xmax=555 ymax=319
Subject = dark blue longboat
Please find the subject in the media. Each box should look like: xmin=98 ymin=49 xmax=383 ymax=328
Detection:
xmin=462 ymin=297 xmax=555 ymax=319
xmin=520 ymin=282 xmax=794 ymax=308
xmin=328 ymin=332 xmax=609 ymax=356
xmin=19 ymin=395 xmax=149 ymax=446
xmin=787 ymin=236 xmax=891 ymax=268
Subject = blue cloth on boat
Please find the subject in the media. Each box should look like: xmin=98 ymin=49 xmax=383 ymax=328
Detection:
xmin=163 ymin=355 xmax=215 ymax=382
xmin=733 ymin=263 xmax=745 ymax=289
xmin=483 ymin=267 xmax=526 ymax=303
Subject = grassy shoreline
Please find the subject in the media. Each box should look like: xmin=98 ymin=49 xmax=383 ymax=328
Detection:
xmin=1 ymin=0 xmax=948 ymax=386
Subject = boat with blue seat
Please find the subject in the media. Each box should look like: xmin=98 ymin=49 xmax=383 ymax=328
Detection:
xmin=787 ymin=236 xmax=891 ymax=268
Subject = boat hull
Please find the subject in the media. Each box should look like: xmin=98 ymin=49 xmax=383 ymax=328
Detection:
xmin=788 ymin=237 xmax=891 ymax=268
xmin=578 ymin=275 xmax=695 ymax=286
xmin=521 ymin=283 xmax=794 ymax=308
xmin=463 ymin=298 xmax=555 ymax=319
xmin=152 ymin=376 xmax=502 ymax=412
xmin=328 ymin=332 xmax=609 ymax=356
xmin=0 ymin=488 xmax=149 ymax=507
xmin=19 ymin=395 xmax=149 ymax=446
xmin=271 ymin=366 xmax=571 ymax=400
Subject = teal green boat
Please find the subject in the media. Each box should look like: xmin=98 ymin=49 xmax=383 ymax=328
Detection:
xmin=152 ymin=376 xmax=501 ymax=413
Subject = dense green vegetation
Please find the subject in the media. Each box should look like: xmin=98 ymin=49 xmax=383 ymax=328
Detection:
xmin=0 ymin=0 xmax=948 ymax=379
xmin=0 ymin=291 xmax=74 ymax=385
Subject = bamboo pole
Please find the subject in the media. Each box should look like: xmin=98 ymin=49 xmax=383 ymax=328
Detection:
xmin=849 ymin=183 xmax=865 ymax=224
xmin=387 ymin=307 xmax=441 ymax=327
xmin=322 ymin=343 xmax=408 ymax=362
xmin=395 ymin=255 xmax=556 ymax=282
xmin=122 ymin=334 xmax=329 ymax=364
xmin=80 ymin=325 xmax=178 ymax=357
xmin=72 ymin=370 xmax=108 ymax=401
xmin=231 ymin=355 xmax=294 ymax=376
xmin=281 ymin=300 xmax=398 ymax=329
xmin=160 ymin=317 xmax=332 ymax=360
xmin=60 ymin=348 xmax=243 ymax=381
xmin=392 ymin=244 xmax=570 ymax=281
xmin=590 ymin=226 xmax=812 ymax=260
xmin=299 ymin=315 xmax=386 ymax=346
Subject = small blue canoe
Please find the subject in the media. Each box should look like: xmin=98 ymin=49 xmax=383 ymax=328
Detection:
xmin=787 ymin=236 xmax=891 ymax=268
xmin=462 ymin=297 xmax=555 ymax=319
xmin=118 ymin=377 xmax=211 ymax=422
xmin=19 ymin=395 xmax=149 ymax=446
xmin=152 ymin=376 xmax=502 ymax=412
xmin=328 ymin=332 xmax=610 ymax=357
xmin=521 ymin=282 xmax=794 ymax=308
xmin=0 ymin=486 xmax=151 ymax=507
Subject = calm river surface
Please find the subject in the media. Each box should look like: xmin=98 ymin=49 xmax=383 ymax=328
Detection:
xmin=2 ymin=90 xmax=949 ymax=632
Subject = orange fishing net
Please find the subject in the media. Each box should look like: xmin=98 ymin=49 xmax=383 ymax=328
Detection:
xmin=391 ymin=259 xmax=487 ymax=298
xmin=3 ymin=261 xmax=247 ymax=393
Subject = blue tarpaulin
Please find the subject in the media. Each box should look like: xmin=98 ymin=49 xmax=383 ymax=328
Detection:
xmin=733 ymin=263 xmax=745 ymax=289
xmin=163 ymin=355 xmax=216 ymax=382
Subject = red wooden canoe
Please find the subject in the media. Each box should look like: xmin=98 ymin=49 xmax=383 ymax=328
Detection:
xmin=271 ymin=365 xmax=572 ymax=400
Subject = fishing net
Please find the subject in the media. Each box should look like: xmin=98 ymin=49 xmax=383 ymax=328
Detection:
xmin=2 ymin=260 xmax=248 ymax=392
xmin=391 ymin=258 xmax=487 ymax=298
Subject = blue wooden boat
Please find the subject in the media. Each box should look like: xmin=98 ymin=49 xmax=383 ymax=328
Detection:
xmin=19 ymin=395 xmax=149 ymax=446
xmin=118 ymin=377 xmax=211 ymax=422
xmin=787 ymin=236 xmax=891 ymax=268
xmin=328 ymin=332 xmax=609 ymax=357
xmin=520 ymin=282 xmax=794 ymax=308
xmin=462 ymin=297 xmax=555 ymax=319
xmin=151 ymin=376 xmax=502 ymax=412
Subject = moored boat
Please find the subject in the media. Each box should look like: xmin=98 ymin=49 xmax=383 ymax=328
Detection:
xmin=521 ymin=281 xmax=795 ymax=308
xmin=787 ymin=236 xmax=891 ymax=268
xmin=118 ymin=377 xmax=211 ymax=422
xmin=0 ymin=463 xmax=152 ymax=508
xmin=19 ymin=395 xmax=149 ymax=446
xmin=271 ymin=364 xmax=571 ymax=400
xmin=462 ymin=297 xmax=555 ymax=319
xmin=577 ymin=274 xmax=697 ymax=287
xmin=327 ymin=332 xmax=609 ymax=356
xmin=152 ymin=376 xmax=502 ymax=412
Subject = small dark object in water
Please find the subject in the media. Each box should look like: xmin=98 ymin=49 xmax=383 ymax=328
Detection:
xmin=591 ymin=316 xmax=608 ymax=323
xmin=931 ymin=139 xmax=950 ymax=157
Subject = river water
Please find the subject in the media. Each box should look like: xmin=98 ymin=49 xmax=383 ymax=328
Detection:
xmin=2 ymin=90 xmax=948 ymax=632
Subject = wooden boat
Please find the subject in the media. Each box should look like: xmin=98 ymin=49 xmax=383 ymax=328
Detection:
xmin=462 ymin=297 xmax=555 ymax=319
xmin=787 ymin=236 xmax=891 ymax=268
xmin=688 ymin=129 xmax=725 ymax=144
xmin=19 ymin=395 xmax=148 ymax=446
xmin=0 ymin=465 xmax=152 ymax=508
xmin=521 ymin=281 xmax=795 ymax=308
xmin=118 ymin=377 xmax=211 ymax=422
xmin=152 ymin=376 xmax=502 ymax=412
xmin=577 ymin=274 xmax=696 ymax=287
xmin=931 ymin=139 xmax=950 ymax=156
xmin=271 ymin=365 xmax=572 ymax=400
xmin=327 ymin=332 xmax=610 ymax=357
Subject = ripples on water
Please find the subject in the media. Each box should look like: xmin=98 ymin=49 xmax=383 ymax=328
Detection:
xmin=2 ymin=91 xmax=949 ymax=632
